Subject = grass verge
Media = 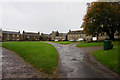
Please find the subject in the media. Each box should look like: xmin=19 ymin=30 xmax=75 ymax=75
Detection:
xmin=92 ymin=45 xmax=119 ymax=74
xmin=76 ymin=41 xmax=118 ymax=47
xmin=2 ymin=41 xmax=58 ymax=74
xmin=50 ymin=41 xmax=77 ymax=45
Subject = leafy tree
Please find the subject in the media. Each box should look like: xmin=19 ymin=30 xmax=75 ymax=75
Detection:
xmin=82 ymin=2 xmax=120 ymax=40
xmin=39 ymin=36 xmax=43 ymax=41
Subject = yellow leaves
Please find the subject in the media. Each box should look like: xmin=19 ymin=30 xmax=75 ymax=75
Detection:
xmin=96 ymin=8 xmax=100 ymax=10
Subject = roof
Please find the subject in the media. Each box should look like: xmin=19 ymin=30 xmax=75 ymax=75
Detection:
xmin=24 ymin=33 xmax=40 ymax=36
xmin=2 ymin=31 xmax=21 ymax=35
xmin=56 ymin=33 xmax=67 ymax=37
xmin=68 ymin=30 xmax=84 ymax=34
xmin=43 ymin=34 xmax=50 ymax=38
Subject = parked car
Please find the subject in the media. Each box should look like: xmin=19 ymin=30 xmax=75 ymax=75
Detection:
xmin=69 ymin=39 xmax=74 ymax=42
xmin=55 ymin=39 xmax=58 ymax=41
xmin=76 ymin=38 xmax=83 ymax=41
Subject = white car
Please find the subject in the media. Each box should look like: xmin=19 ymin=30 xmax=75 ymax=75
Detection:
xmin=69 ymin=39 xmax=74 ymax=41
xmin=77 ymin=38 xmax=83 ymax=41
xmin=55 ymin=39 xmax=58 ymax=41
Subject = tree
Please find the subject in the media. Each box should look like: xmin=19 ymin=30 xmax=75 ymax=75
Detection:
xmin=81 ymin=2 xmax=120 ymax=40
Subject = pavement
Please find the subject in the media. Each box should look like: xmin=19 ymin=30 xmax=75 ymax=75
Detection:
xmin=2 ymin=47 xmax=42 ymax=78
xmin=47 ymin=42 xmax=119 ymax=78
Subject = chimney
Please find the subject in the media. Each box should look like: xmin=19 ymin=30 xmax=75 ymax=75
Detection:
xmin=23 ymin=31 xmax=25 ymax=34
xmin=38 ymin=32 xmax=40 ymax=35
xmin=18 ymin=31 xmax=20 ymax=33
xmin=52 ymin=31 xmax=54 ymax=33
xmin=69 ymin=30 xmax=71 ymax=32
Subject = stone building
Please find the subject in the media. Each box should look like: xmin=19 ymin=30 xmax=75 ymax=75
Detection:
xmin=67 ymin=30 xmax=86 ymax=41
xmin=50 ymin=31 xmax=59 ymax=41
xmin=55 ymin=33 xmax=67 ymax=41
xmin=41 ymin=33 xmax=51 ymax=41
xmin=1 ymin=30 xmax=22 ymax=42
xmin=22 ymin=31 xmax=40 ymax=41
xmin=0 ymin=29 xmax=2 ymax=42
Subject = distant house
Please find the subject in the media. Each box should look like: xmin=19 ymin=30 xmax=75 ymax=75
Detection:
xmin=67 ymin=30 xmax=86 ymax=41
xmin=41 ymin=33 xmax=51 ymax=41
xmin=22 ymin=31 xmax=40 ymax=41
xmin=55 ymin=33 xmax=67 ymax=41
xmin=50 ymin=31 xmax=59 ymax=41
xmin=0 ymin=29 xmax=2 ymax=42
xmin=1 ymin=30 xmax=22 ymax=42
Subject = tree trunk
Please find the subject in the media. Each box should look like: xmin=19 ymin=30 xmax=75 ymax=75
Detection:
xmin=108 ymin=33 xmax=114 ymax=40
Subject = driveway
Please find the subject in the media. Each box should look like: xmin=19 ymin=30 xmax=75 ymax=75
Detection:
xmin=47 ymin=42 xmax=119 ymax=78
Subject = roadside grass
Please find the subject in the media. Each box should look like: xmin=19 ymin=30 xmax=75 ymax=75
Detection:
xmin=92 ymin=45 xmax=120 ymax=74
xmin=76 ymin=41 xmax=119 ymax=47
xmin=50 ymin=41 xmax=78 ymax=45
xmin=2 ymin=41 xmax=58 ymax=74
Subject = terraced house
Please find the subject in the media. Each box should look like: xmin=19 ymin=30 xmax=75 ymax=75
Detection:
xmin=50 ymin=31 xmax=59 ymax=41
xmin=1 ymin=30 xmax=22 ymax=42
xmin=55 ymin=33 xmax=67 ymax=41
xmin=41 ymin=33 xmax=51 ymax=41
xmin=67 ymin=30 xmax=86 ymax=41
xmin=22 ymin=31 xmax=40 ymax=41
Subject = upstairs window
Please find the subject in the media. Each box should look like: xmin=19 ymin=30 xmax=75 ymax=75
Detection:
xmin=17 ymin=35 xmax=19 ymax=37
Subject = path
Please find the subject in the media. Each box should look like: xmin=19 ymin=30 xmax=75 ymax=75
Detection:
xmin=47 ymin=42 xmax=119 ymax=78
xmin=2 ymin=47 xmax=42 ymax=78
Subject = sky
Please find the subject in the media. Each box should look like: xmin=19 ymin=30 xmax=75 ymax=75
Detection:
xmin=0 ymin=0 xmax=98 ymax=34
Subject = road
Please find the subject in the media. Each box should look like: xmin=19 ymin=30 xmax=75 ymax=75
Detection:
xmin=47 ymin=42 xmax=119 ymax=78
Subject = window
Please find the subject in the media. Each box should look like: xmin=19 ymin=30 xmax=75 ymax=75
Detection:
xmin=27 ymin=36 xmax=29 ymax=38
xmin=7 ymin=34 xmax=9 ymax=40
xmin=13 ymin=34 xmax=15 ymax=37
xmin=17 ymin=35 xmax=19 ymax=37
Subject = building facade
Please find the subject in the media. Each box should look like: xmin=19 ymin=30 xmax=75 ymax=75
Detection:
xmin=1 ymin=30 xmax=22 ymax=42
xmin=41 ymin=33 xmax=51 ymax=41
xmin=67 ymin=30 xmax=86 ymax=41
xmin=50 ymin=31 xmax=59 ymax=41
xmin=22 ymin=31 xmax=40 ymax=41
xmin=55 ymin=33 xmax=67 ymax=41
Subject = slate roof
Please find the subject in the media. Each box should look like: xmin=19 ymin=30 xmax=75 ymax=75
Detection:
xmin=68 ymin=30 xmax=84 ymax=34
xmin=43 ymin=34 xmax=50 ymax=38
xmin=2 ymin=31 xmax=21 ymax=35
xmin=23 ymin=32 xmax=40 ymax=36
xmin=56 ymin=33 xmax=67 ymax=37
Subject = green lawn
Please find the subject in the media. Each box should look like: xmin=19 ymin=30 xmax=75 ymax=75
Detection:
xmin=76 ymin=41 xmax=119 ymax=47
xmin=2 ymin=41 xmax=58 ymax=74
xmin=92 ymin=45 xmax=119 ymax=74
xmin=50 ymin=41 xmax=77 ymax=45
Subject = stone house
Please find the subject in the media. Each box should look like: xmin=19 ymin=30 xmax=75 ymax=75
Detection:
xmin=22 ymin=31 xmax=40 ymax=41
xmin=55 ymin=33 xmax=67 ymax=41
xmin=1 ymin=30 xmax=22 ymax=42
xmin=67 ymin=30 xmax=86 ymax=41
xmin=41 ymin=33 xmax=51 ymax=41
xmin=0 ymin=29 xmax=2 ymax=42
xmin=50 ymin=31 xmax=59 ymax=41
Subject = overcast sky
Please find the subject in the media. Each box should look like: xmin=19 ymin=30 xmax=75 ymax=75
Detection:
xmin=0 ymin=0 xmax=97 ymax=34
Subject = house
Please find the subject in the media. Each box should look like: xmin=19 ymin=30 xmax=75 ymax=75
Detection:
xmin=1 ymin=30 xmax=22 ymax=42
xmin=67 ymin=30 xmax=86 ymax=41
xmin=0 ymin=29 xmax=2 ymax=42
xmin=55 ymin=33 xmax=67 ymax=41
xmin=41 ymin=33 xmax=51 ymax=41
xmin=50 ymin=31 xmax=59 ymax=41
xmin=22 ymin=31 xmax=40 ymax=41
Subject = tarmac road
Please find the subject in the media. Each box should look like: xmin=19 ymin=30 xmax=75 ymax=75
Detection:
xmin=47 ymin=42 xmax=119 ymax=78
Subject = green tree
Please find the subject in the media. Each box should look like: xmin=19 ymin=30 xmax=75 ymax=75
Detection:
xmin=82 ymin=2 xmax=120 ymax=40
